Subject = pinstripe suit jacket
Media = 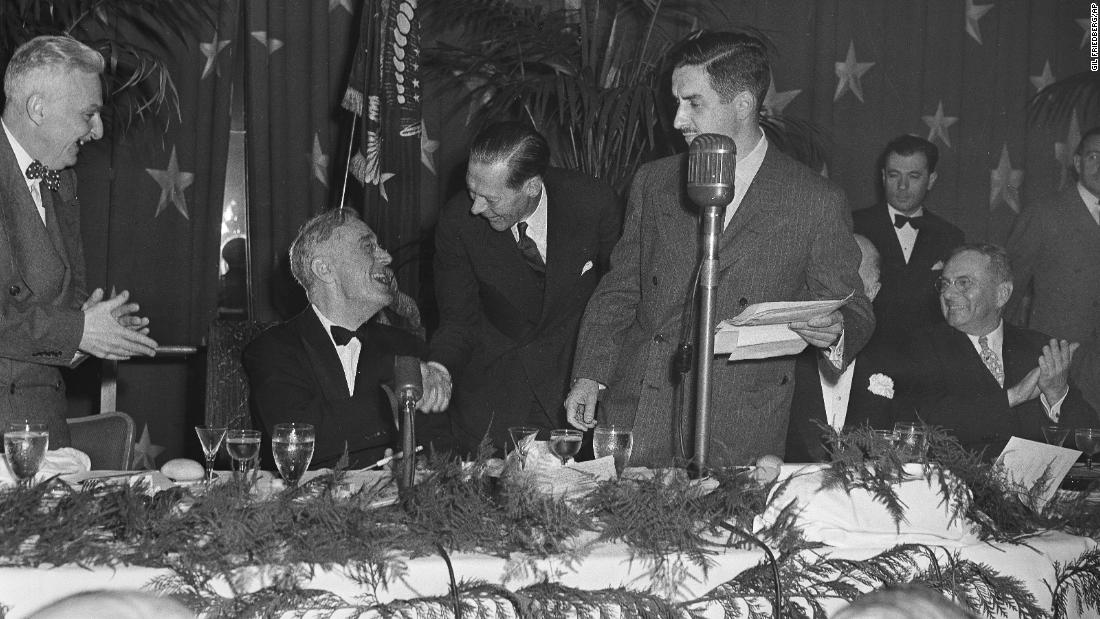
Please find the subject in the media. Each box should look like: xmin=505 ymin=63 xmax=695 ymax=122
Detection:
xmin=0 ymin=129 xmax=87 ymax=446
xmin=572 ymin=146 xmax=875 ymax=466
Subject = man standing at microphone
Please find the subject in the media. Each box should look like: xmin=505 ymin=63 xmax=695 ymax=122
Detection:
xmin=564 ymin=32 xmax=874 ymax=466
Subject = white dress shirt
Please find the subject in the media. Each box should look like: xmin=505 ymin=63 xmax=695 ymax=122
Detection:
xmin=723 ymin=132 xmax=768 ymax=228
xmin=512 ymin=182 xmax=549 ymax=263
xmin=1077 ymin=182 xmax=1100 ymax=225
xmin=820 ymin=359 xmax=857 ymax=431
xmin=887 ymin=204 xmax=922 ymax=264
xmin=966 ymin=321 xmax=1066 ymax=421
xmin=3 ymin=120 xmax=46 ymax=225
xmin=313 ymin=305 xmax=361 ymax=396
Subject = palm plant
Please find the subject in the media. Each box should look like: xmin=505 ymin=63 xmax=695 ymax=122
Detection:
xmin=0 ymin=0 xmax=215 ymax=129
xmin=422 ymin=0 xmax=828 ymax=194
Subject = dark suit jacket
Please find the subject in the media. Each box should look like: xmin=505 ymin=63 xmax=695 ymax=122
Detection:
xmin=0 ymin=130 xmax=87 ymax=446
xmin=908 ymin=322 xmax=1098 ymax=459
xmin=430 ymin=167 xmax=622 ymax=454
xmin=572 ymin=145 xmax=876 ymax=467
xmin=243 ymin=310 xmax=427 ymax=469
xmin=785 ymin=339 xmax=908 ymax=463
xmin=1006 ymin=186 xmax=1100 ymax=344
xmin=853 ymin=204 xmax=964 ymax=345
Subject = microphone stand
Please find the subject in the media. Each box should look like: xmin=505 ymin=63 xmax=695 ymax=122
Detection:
xmin=400 ymin=396 xmax=417 ymax=490
xmin=693 ymin=203 xmax=725 ymax=475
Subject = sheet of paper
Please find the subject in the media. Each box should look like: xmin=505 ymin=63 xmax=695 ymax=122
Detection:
xmin=997 ymin=437 xmax=1081 ymax=510
xmin=722 ymin=292 xmax=854 ymax=327
xmin=714 ymin=323 xmax=809 ymax=360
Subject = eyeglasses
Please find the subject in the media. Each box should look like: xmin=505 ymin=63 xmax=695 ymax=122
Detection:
xmin=934 ymin=276 xmax=975 ymax=294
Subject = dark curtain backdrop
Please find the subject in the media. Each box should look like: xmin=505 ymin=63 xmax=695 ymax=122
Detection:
xmin=243 ymin=0 xmax=363 ymax=322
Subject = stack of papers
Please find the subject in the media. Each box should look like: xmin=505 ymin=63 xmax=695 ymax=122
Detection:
xmin=714 ymin=295 xmax=851 ymax=360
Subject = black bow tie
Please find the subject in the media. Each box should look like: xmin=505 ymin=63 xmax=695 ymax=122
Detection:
xmin=330 ymin=323 xmax=369 ymax=346
xmin=893 ymin=213 xmax=922 ymax=229
xmin=25 ymin=160 xmax=61 ymax=192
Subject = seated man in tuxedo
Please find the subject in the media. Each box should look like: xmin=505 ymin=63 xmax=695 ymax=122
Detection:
xmin=908 ymin=243 xmax=1097 ymax=459
xmin=853 ymin=135 xmax=964 ymax=346
xmin=243 ymin=208 xmax=448 ymax=469
xmin=786 ymin=234 xmax=906 ymax=462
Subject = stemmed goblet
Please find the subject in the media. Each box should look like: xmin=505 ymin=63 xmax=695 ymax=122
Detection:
xmin=593 ymin=425 xmax=633 ymax=476
xmin=1041 ymin=424 xmax=1071 ymax=447
xmin=548 ymin=429 xmax=583 ymax=466
xmin=271 ymin=423 xmax=315 ymax=488
xmin=893 ymin=422 xmax=928 ymax=464
xmin=226 ymin=429 xmax=262 ymax=483
xmin=1075 ymin=428 xmax=1100 ymax=471
xmin=194 ymin=426 xmax=227 ymax=483
xmin=4 ymin=421 xmax=48 ymax=486
xmin=508 ymin=426 xmax=539 ymax=470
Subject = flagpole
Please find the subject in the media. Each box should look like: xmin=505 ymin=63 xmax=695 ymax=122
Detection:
xmin=339 ymin=112 xmax=358 ymax=209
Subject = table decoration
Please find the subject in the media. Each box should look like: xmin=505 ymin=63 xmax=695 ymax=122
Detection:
xmin=1 ymin=428 xmax=1099 ymax=618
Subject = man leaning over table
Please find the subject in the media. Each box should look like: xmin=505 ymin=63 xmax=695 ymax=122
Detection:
xmin=907 ymin=243 xmax=1097 ymax=459
xmin=0 ymin=35 xmax=158 ymax=445
xmin=564 ymin=31 xmax=875 ymax=467
xmin=243 ymin=208 xmax=449 ymax=470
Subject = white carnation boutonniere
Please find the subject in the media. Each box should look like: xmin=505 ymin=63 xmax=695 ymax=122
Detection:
xmin=868 ymin=373 xmax=895 ymax=399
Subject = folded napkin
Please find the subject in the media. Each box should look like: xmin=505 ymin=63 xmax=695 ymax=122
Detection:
xmin=0 ymin=447 xmax=91 ymax=484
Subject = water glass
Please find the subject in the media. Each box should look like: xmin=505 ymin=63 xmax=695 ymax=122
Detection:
xmin=893 ymin=422 xmax=927 ymax=463
xmin=4 ymin=421 xmax=48 ymax=485
xmin=226 ymin=429 xmax=262 ymax=482
xmin=507 ymin=426 xmax=540 ymax=469
xmin=1075 ymin=428 xmax=1100 ymax=470
xmin=548 ymin=429 xmax=583 ymax=465
xmin=593 ymin=425 xmax=633 ymax=476
xmin=271 ymin=423 xmax=315 ymax=487
xmin=1041 ymin=424 xmax=1071 ymax=447
xmin=194 ymin=426 xmax=227 ymax=482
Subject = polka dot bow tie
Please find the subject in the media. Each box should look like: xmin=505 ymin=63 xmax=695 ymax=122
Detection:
xmin=25 ymin=160 xmax=61 ymax=192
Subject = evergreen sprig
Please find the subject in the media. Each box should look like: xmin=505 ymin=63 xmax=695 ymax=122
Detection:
xmin=1050 ymin=547 xmax=1100 ymax=619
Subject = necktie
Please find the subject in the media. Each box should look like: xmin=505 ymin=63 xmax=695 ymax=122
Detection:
xmin=331 ymin=323 xmax=369 ymax=346
xmin=516 ymin=222 xmax=545 ymax=274
xmin=25 ymin=160 xmax=61 ymax=192
xmin=978 ymin=335 xmax=1004 ymax=387
xmin=893 ymin=213 xmax=923 ymax=229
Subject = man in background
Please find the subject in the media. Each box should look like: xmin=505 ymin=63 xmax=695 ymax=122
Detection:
xmin=244 ymin=208 xmax=447 ymax=468
xmin=0 ymin=35 xmax=158 ymax=445
xmin=853 ymin=135 xmax=964 ymax=346
xmin=1006 ymin=126 xmax=1100 ymax=347
xmin=430 ymin=122 xmax=622 ymax=455
xmin=786 ymin=234 xmax=905 ymax=462
xmin=908 ymin=244 xmax=1095 ymax=458
xmin=565 ymin=32 xmax=874 ymax=466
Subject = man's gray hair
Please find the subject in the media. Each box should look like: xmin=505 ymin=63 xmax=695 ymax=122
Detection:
xmin=4 ymin=36 xmax=105 ymax=101
xmin=946 ymin=242 xmax=1013 ymax=285
xmin=288 ymin=207 xmax=361 ymax=291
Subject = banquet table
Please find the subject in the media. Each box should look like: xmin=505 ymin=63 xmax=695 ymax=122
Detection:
xmin=2 ymin=463 xmax=1100 ymax=618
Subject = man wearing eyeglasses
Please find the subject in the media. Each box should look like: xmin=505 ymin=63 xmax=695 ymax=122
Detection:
xmin=907 ymin=244 xmax=1096 ymax=458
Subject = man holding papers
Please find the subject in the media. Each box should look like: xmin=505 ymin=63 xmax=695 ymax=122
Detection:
xmin=564 ymin=32 xmax=874 ymax=466
xmin=908 ymin=244 xmax=1097 ymax=459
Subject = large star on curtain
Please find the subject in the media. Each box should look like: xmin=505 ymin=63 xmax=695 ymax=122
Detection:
xmin=146 ymin=147 xmax=194 ymax=219
xmin=922 ymin=101 xmax=958 ymax=148
xmin=132 ymin=424 xmax=165 ymax=470
xmin=200 ymin=31 xmax=231 ymax=80
xmin=990 ymin=144 xmax=1024 ymax=213
xmin=964 ymin=0 xmax=994 ymax=45
xmin=420 ymin=122 xmax=439 ymax=176
xmin=329 ymin=0 xmax=354 ymax=13
xmin=763 ymin=79 xmax=801 ymax=116
xmin=1030 ymin=61 xmax=1056 ymax=93
xmin=250 ymin=31 xmax=284 ymax=54
xmin=309 ymin=133 xmax=330 ymax=187
xmin=1055 ymin=112 xmax=1082 ymax=189
xmin=834 ymin=41 xmax=874 ymax=103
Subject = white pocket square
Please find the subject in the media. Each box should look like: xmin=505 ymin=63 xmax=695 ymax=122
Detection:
xmin=581 ymin=260 xmax=594 ymax=275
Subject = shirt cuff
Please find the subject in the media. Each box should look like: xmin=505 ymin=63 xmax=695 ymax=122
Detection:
xmin=1040 ymin=389 xmax=1069 ymax=422
xmin=427 ymin=361 xmax=450 ymax=380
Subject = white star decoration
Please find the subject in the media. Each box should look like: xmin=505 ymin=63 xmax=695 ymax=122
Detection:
xmin=834 ymin=41 xmax=875 ymax=103
xmin=1078 ymin=18 xmax=1091 ymax=49
xmin=200 ymin=32 xmax=231 ymax=80
xmin=250 ymin=31 xmax=284 ymax=54
xmin=420 ymin=122 xmax=439 ymax=176
xmin=132 ymin=424 xmax=165 ymax=470
xmin=146 ymin=147 xmax=194 ymax=219
xmin=329 ymin=0 xmax=354 ymax=12
xmin=1030 ymin=61 xmax=1056 ymax=93
xmin=763 ymin=78 xmax=801 ymax=116
xmin=309 ymin=133 xmax=330 ymax=187
xmin=1055 ymin=112 xmax=1082 ymax=189
xmin=990 ymin=144 xmax=1024 ymax=213
xmin=922 ymin=101 xmax=958 ymax=148
xmin=965 ymin=0 xmax=994 ymax=45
